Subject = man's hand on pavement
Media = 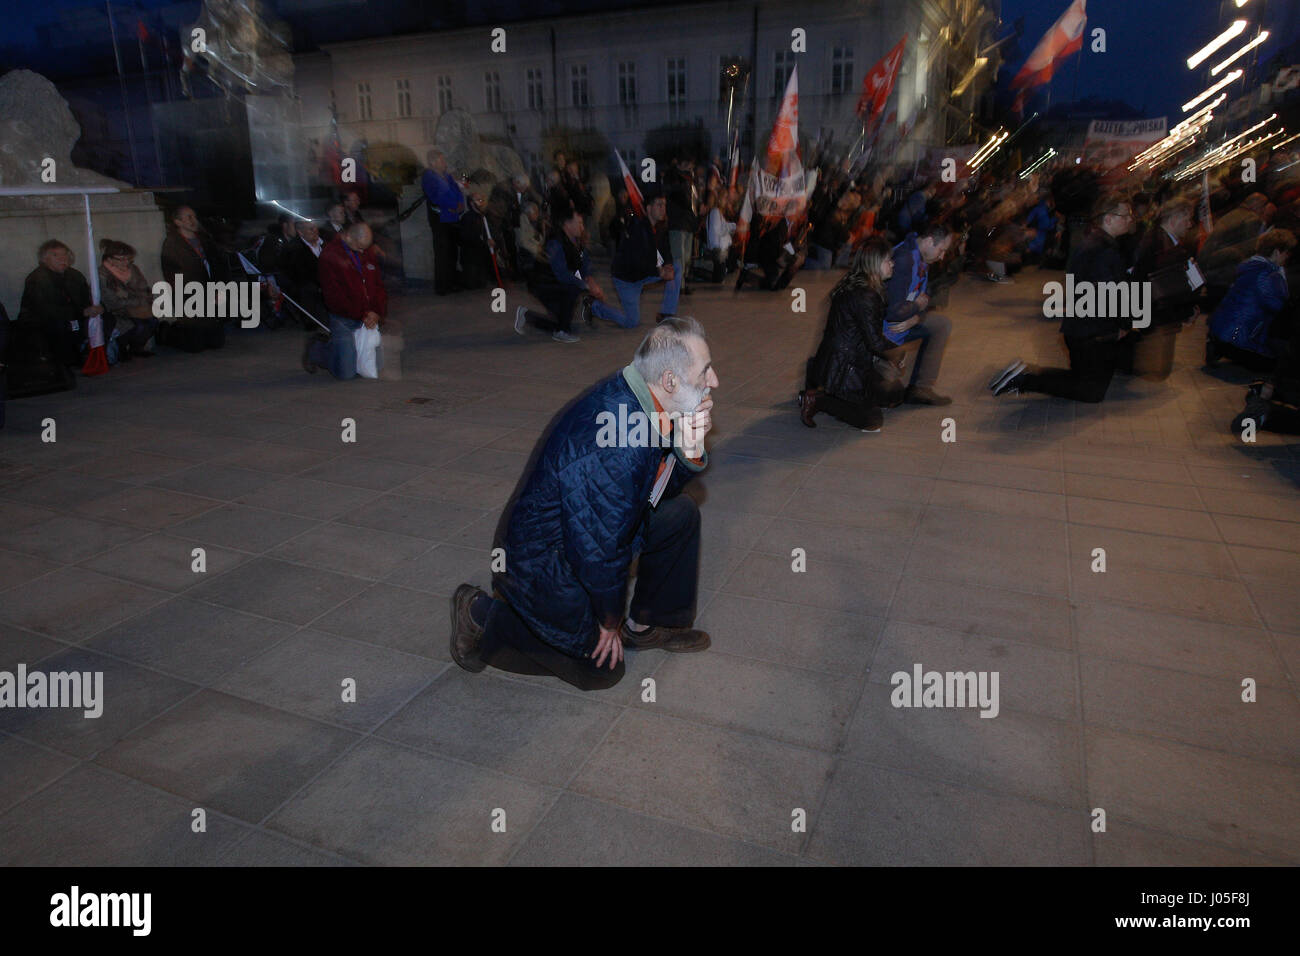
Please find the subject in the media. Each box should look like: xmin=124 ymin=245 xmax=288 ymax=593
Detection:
xmin=592 ymin=624 xmax=624 ymax=670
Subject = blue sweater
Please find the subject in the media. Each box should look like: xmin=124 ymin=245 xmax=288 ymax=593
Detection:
xmin=421 ymin=169 xmax=464 ymax=223
xmin=883 ymin=233 xmax=928 ymax=345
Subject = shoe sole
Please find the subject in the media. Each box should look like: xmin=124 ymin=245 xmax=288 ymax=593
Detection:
xmin=448 ymin=586 xmax=487 ymax=673
xmin=989 ymin=360 xmax=1026 ymax=392
xmin=621 ymin=629 xmax=711 ymax=652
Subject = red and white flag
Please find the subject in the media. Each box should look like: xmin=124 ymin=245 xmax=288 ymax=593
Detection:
xmin=857 ymin=35 xmax=907 ymax=122
xmin=739 ymin=66 xmax=806 ymax=242
xmin=615 ymin=149 xmax=645 ymax=218
xmin=1011 ymin=0 xmax=1087 ymax=113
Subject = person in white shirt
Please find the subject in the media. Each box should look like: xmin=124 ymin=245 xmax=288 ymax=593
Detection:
xmin=703 ymin=191 xmax=737 ymax=281
xmin=283 ymin=221 xmax=328 ymax=324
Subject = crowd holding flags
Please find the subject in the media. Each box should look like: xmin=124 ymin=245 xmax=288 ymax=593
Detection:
xmin=1010 ymin=0 xmax=1087 ymax=113
xmin=737 ymin=66 xmax=808 ymax=245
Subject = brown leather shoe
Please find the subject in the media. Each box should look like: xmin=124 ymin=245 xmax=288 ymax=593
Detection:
xmin=620 ymin=621 xmax=711 ymax=652
xmin=799 ymin=388 xmax=820 ymax=428
xmin=449 ymin=584 xmax=487 ymax=672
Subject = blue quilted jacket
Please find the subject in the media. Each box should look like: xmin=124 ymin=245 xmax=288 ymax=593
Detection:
xmin=493 ymin=365 xmax=707 ymax=657
xmin=1209 ymin=255 xmax=1290 ymax=356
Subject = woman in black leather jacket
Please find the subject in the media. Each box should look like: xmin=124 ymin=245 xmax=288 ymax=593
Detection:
xmin=799 ymin=237 xmax=901 ymax=432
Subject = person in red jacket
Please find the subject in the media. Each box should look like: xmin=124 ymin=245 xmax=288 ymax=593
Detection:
xmin=309 ymin=222 xmax=391 ymax=378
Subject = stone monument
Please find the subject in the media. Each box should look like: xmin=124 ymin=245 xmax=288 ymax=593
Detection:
xmin=0 ymin=70 xmax=166 ymax=312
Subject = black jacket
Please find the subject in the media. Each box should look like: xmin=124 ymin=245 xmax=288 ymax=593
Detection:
xmin=810 ymin=285 xmax=893 ymax=400
xmin=611 ymin=216 xmax=672 ymax=282
xmin=666 ymin=168 xmax=698 ymax=233
xmin=1132 ymin=227 xmax=1198 ymax=325
xmin=1063 ymin=226 xmax=1131 ymax=338
xmin=161 ymin=232 xmax=226 ymax=284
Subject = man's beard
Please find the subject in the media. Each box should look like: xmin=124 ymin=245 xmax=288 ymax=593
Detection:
xmin=670 ymin=381 xmax=709 ymax=418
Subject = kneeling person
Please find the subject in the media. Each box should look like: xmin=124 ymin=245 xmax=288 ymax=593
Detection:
xmin=451 ymin=318 xmax=719 ymax=690
xmin=312 ymin=222 xmax=391 ymax=378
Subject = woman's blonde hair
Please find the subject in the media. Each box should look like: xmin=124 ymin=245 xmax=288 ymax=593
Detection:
xmin=830 ymin=236 xmax=891 ymax=299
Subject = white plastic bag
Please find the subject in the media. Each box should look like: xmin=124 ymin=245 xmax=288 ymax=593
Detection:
xmin=353 ymin=324 xmax=382 ymax=379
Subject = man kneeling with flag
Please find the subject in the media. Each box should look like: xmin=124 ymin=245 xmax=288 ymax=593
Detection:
xmin=450 ymin=318 xmax=718 ymax=690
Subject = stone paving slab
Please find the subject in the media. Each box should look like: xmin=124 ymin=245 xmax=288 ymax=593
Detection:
xmin=1 ymin=269 xmax=1297 ymax=865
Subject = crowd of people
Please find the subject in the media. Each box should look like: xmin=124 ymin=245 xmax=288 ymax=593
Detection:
xmin=6 ymin=137 xmax=1300 ymax=435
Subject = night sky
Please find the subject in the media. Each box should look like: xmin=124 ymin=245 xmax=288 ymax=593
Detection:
xmin=999 ymin=0 xmax=1299 ymax=120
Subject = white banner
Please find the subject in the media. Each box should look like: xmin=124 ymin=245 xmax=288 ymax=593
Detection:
xmin=1083 ymin=117 xmax=1167 ymax=171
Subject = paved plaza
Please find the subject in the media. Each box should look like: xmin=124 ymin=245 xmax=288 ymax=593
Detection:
xmin=1 ymin=267 xmax=1297 ymax=866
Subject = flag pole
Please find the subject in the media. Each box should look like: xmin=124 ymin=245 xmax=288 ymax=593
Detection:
xmin=106 ymin=0 xmax=142 ymax=184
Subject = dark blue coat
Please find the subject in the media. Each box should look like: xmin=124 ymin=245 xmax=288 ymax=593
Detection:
xmin=1209 ymin=255 xmax=1290 ymax=356
xmin=493 ymin=365 xmax=707 ymax=657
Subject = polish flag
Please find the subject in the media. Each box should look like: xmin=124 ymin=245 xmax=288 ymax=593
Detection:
xmin=615 ymin=149 xmax=645 ymax=218
xmin=739 ymin=66 xmax=805 ymax=243
xmin=856 ymin=35 xmax=907 ymax=122
xmin=1011 ymin=0 xmax=1087 ymax=113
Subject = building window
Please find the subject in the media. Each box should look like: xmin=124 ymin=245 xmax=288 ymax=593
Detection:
xmin=773 ymin=51 xmax=794 ymax=98
xmin=570 ymin=64 xmax=589 ymax=108
xmin=357 ymin=81 xmax=372 ymax=121
xmin=831 ymin=47 xmax=853 ymax=95
xmin=618 ymin=61 xmax=637 ymax=125
xmin=437 ymin=75 xmax=453 ymax=114
xmin=485 ymin=70 xmax=502 ymax=112
xmin=422 ymin=118 xmax=438 ymax=143
xmin=526 ymin=67 xmax=544 ymax=111
xmin=667 ymin=56 xmax=687 ymax=120
xmin=395 ymin=78 xmax=411 ymax=118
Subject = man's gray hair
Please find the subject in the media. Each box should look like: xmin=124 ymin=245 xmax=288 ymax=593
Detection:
xmin=633 ymin=316 xmax=706 ymax=385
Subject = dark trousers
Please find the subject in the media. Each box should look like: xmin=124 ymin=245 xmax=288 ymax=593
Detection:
xmin=105 ymin=313 xmax=158 ymax=354
xmin=523 ymin=281 xmax=579 ymax=334
xmin=431 ymin=219 xmax=459 ymax=294
xmin=480 ymin=494 xmax=701 ymax=691
xmin=1022 ymin=335 xmax=1120 ymax=403
xmin=1211 ymin=336 xmax=1281 ymax=373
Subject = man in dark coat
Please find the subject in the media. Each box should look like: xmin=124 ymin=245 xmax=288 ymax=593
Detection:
xmin=457 ymin=192 xmax=495 ymax=290
xmin=158 ymin=206 xmax=228 ymax=351
xmin=610 ymin=189 xmax=677 ymax=325
xmin=17 ymin=239 xmax=101 ymax=367
xmin=450 ymin=317 xmax=718 ymax=690
xmin=281 ymin=220 xmax=328 ymax=326
xmin=991 ymin=194 xmax=1137 ymax=403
